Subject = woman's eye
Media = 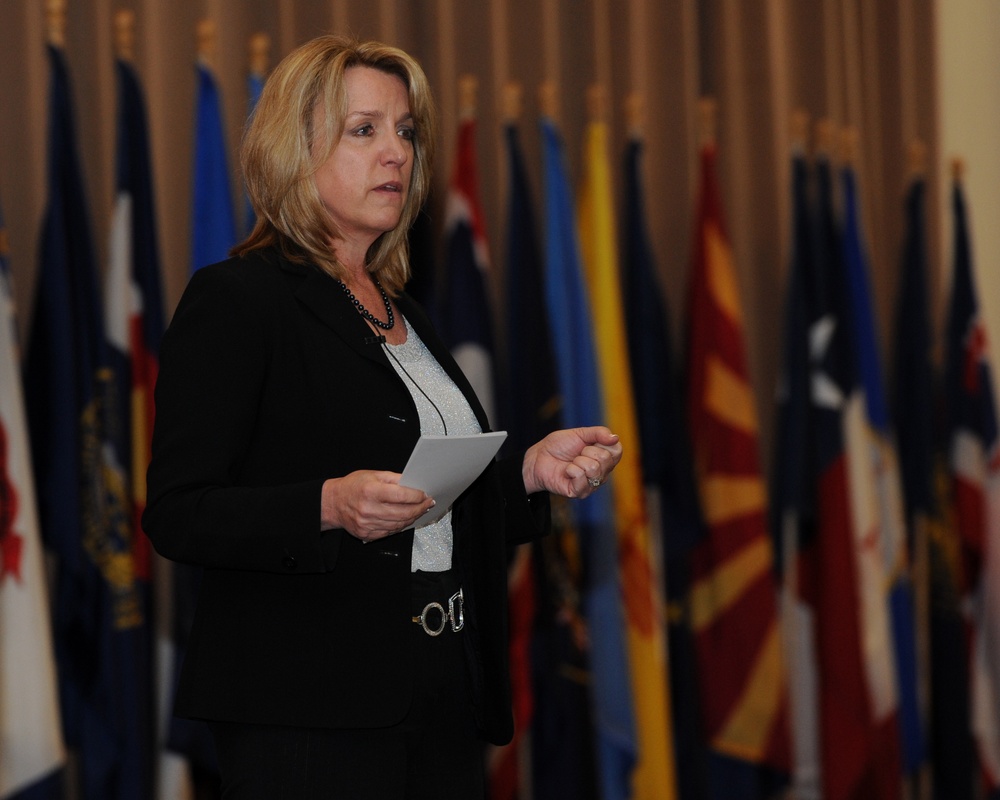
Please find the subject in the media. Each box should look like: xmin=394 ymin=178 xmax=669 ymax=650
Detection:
xmin=354 ymin=124 xmax=374 ymax=137
xmin=398 ymin=126 xmax=415 ymax=141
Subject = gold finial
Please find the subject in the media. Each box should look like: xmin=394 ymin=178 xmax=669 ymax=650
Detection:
xmin=839 ymin=126 xmax=860 ymax=165
xmin=698 ymin=97 xmax=718 ymax=148
xmin=458 ymin=74 xmax=478 ymax=119
xmin=951 ymin=156 xmax=966 ymax=183
xmin=625 ymin=92 xmax=644 ymax=137
xmin=790 ymin=108 xmax=809 ymax=150
xmin=46 ymin=0 xmax=66 ymax=47
xmin=197 ymin=18 xmax=216 ymax=66
xmin=114 ymin=9 xmax=135 ymax=61
xmin=907 ymin=139 xmax=927 ymax=178
xmin=538 ymin=80 xmax=558 ymax=121
xmin=502 ymin=82 xmax=522 ymax=122
xmin=587 ymin=84 xmax=606 ymax=123
xmin=248 ymin=32 xmax=270 ymax=77
xmin=814 ymin=118 xmax=836 ymax=157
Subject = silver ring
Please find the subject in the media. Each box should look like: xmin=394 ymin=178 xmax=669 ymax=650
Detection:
xmin=588 ymin=476 xmax=602 ymax=488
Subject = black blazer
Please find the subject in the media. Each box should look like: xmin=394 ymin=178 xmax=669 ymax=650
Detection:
xmin=143 ymin=247 xmax=549 ymax=745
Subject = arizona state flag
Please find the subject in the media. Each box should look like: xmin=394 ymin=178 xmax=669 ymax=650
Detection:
xmin=578 ymin=114 xmax=675 ymax=800
xmin=684 ymin=138 xmax=789 ymax=797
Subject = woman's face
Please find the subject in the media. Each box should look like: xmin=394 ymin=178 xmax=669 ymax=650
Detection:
xmin=314 ymin=66 xmax=415 ymax=256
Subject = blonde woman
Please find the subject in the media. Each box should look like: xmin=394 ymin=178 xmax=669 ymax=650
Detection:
xmin=144 ymin=35 xmax=620 ymax=799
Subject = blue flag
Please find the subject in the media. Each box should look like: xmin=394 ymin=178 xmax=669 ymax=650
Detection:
xmin=191 ymin=61 xmax=236 ymax=272
xmin=24 ymin=45 xmax=142 ymax=800
xmin=841 ymin=167 xmax=925 ymax=776
xmin=500 ymin=122 xmax=595 ymax=799
xmin=243 ymin=70 xmax=264 ymax=236
xmin=540 ymin=117 xmax=636 ymax=800
xmin=164 ymin=59 xmax=239 ymax=778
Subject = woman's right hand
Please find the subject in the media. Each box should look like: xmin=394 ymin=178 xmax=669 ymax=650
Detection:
xmin=320 ymin=471 xmax=435 ymax=542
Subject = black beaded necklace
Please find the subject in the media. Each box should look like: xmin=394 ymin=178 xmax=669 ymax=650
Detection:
xmin=337 ymin=276 xmax=395 ymax=330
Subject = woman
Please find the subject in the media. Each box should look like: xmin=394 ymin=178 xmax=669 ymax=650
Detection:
xmin=144 ymin=35 xmax=621 ymax=799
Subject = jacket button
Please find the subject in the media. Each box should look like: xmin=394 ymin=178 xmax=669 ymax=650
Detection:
xmin=282 ymin=556 xmax=297 ymax=570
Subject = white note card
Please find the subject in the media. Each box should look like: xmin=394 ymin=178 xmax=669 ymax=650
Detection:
xmin=400 ymin=431 xmax=507 ymax=525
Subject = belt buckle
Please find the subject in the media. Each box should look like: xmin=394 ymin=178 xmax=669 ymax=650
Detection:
xmin=413 ymin=588 xmax=464 ymax=636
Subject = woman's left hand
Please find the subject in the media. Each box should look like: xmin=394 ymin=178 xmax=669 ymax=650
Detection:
xmin=521 ymin=426 xmax=623 ymax=499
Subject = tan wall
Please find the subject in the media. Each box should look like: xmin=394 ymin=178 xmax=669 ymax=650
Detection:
xmin=936 ymin=0 xmax=1000 ymax=384
xmin=0 ymin=0 xmax=940 ymax=465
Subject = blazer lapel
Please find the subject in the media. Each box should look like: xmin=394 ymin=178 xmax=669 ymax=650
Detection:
xmin=283 ymin=260 xmax=392 ymax=369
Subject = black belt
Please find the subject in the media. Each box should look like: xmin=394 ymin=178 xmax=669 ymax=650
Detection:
xmin=411 ymin=570 xmax=464 ymax=636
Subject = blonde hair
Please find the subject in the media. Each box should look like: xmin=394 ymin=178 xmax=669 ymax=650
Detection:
xmin=233 ymin=35 xmax=436 ymax=294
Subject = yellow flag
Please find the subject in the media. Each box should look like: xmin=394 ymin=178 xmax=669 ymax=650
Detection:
xmin=578 ymin=118 xmax=677 ymax=800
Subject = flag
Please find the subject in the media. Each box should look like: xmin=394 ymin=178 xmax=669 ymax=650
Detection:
xmin=0 ymin=196 xmax=66 ymax=799
xmin=105 ymin=56 xmax=169 ymax=800
xmin=191 ymin=59 xmax=236 ymax=272
xmin=893 ymin=172 xmax=968 ymax=799
xmin=943 ymin=174 xmax=1000 ymax=797
xmin=841 ymin=164 xmax=923 ymax=780
xmin=23 ymin=44 xmax=143 ymax=800
xmin=917 ymin=176 xmax=975 ymax=799
xmin=808 ymin=154 xmax=900 ymax=800
xmin=439 ymin=114 xmax=497 ymax=426
xmin=623 ymin=134 xmax=710 ymax=800
xmin=486 ymin=122 xmax=555 ymax=800
xmin=684 ymin=140 xmax=789 ymax=797
xmin=163 ymin=57 xmax=241 ymax=778
xmin=243 ymin=68 xmax=264 ymax=236
xmin=578 ymin=117 xmax=675 ymax=800
xmin=769 ymin=146 xmax=822 ymax=799
xmin=541 ymin=116 xmax=635 ymax=800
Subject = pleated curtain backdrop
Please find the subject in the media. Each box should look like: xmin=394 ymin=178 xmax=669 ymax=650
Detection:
xmin=0 ymin=0 xmax=938 ymax=466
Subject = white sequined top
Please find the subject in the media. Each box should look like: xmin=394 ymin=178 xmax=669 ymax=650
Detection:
xmin=384 ymin=317 xmax=482 ymax=571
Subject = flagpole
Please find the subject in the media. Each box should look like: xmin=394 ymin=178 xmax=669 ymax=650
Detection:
xmin=905 ymin=137 xmax=934 ymax=800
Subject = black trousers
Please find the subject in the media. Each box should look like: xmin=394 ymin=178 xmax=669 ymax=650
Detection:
xmin=208 ymin=571 xmax=485 ymax=800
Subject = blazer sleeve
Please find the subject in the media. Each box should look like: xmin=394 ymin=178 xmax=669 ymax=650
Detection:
xmin=497 ymin=451 xmax=551 ymax=545
xmin=142 ymin=264 xmax=332 ymax=574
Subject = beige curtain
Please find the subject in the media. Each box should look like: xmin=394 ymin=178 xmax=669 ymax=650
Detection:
xmin=0 ymin=0 xmax=938 ymax=468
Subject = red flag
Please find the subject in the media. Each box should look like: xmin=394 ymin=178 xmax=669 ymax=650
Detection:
xmin=685 ymin=140 xmax=790 ymax=792
xmin=809 ymin=155 xmax=901 ymax=799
